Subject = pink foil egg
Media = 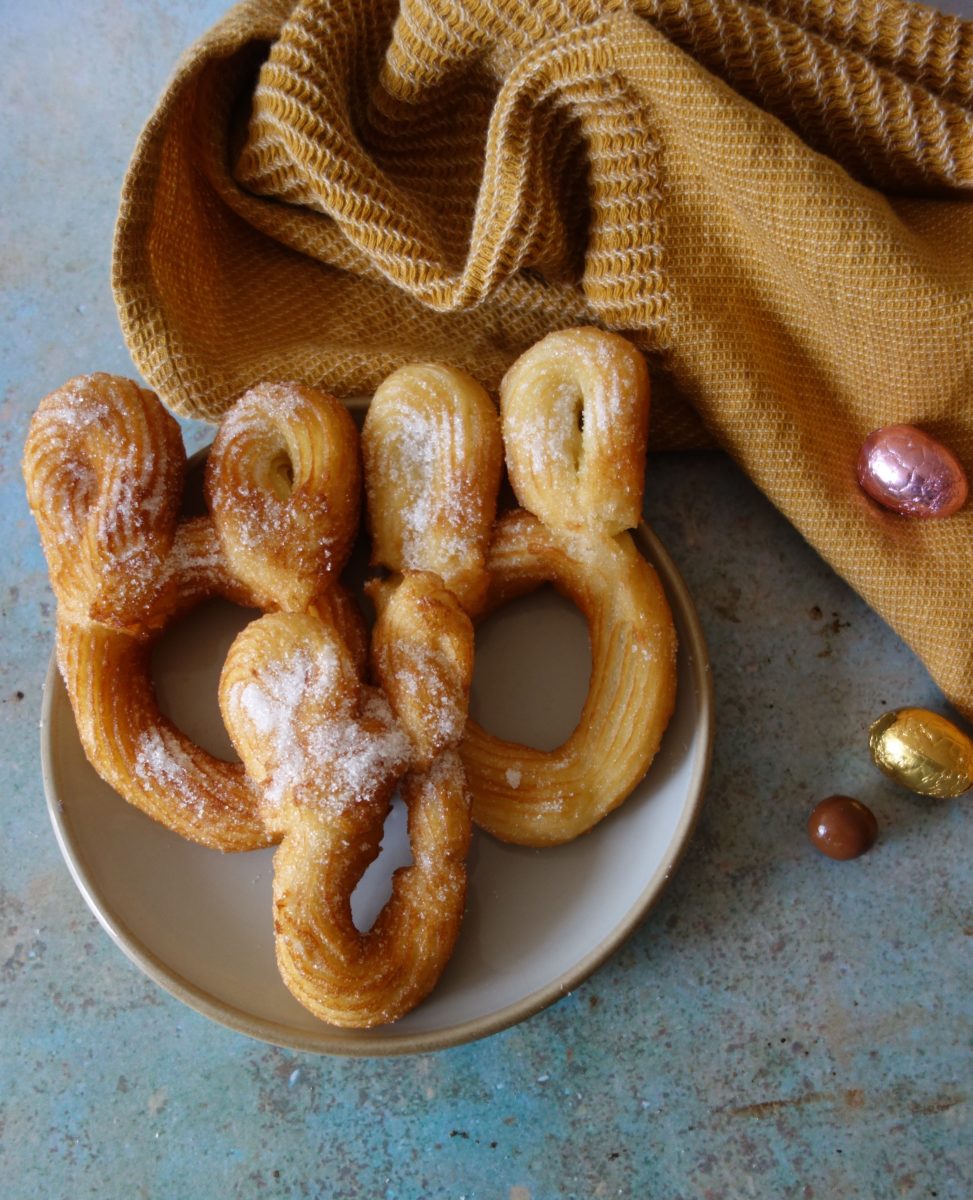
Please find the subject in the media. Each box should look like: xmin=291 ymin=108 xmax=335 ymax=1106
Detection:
xmin=857 ymin=425 xmax=968 ymax=518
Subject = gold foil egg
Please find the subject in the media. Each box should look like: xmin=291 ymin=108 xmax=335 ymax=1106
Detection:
xmin=869 ymin=708 xmax=973 ymax=798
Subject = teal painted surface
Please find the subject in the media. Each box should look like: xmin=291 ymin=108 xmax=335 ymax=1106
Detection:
xmin=1 ymin=3 xmax=970 ymax=1198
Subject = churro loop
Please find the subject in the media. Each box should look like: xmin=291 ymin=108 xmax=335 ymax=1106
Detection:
xmin=206 ymin=382 xmax=361 ymax=614
xmin=461 ymin=328 xmax=677 ymax=845
xmin=500 ymin=327 xmax=649 ymax=537
xmin=23 ymin=373 xmax=185 ymax=630
xmin=362 ymin=362 xmax=502 ymax=614
xmin=25 ymin=375 xmax=360 ymax=851
xmin=220 ymin=587 xmax=473 ymax=1028
xmin=462 ymin=510 xmax=677 ymax=844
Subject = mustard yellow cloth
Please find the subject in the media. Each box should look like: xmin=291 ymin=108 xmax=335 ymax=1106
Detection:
xmin=112 ymin=0 xmax=973 ymax=719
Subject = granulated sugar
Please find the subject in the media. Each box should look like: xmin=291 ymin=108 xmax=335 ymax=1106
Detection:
xmin=233 ymin=647 xmax=412 ymax=811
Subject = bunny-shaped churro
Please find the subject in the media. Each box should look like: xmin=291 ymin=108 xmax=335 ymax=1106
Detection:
xmin=461 ymin=329 xmax=678 ymax=846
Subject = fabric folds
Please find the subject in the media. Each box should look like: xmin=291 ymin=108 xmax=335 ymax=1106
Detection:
xmin=113 ymin=0 xmax=973 ymax=718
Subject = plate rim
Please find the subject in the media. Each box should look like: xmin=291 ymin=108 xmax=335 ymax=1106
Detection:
xmin=40 ymin=519 xmax=713 ymax=1057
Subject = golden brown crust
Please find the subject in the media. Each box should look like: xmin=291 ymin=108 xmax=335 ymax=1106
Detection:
xmin=23 ymin=375 xmax=365 ymax=853
xmin=312 ymin=584 xmax=369 ymax=681
xmin=56 ymin=617 xmax=266 ymax=851
xmin=462 ymin=329 xmax=677 ymax=845
xmin=26 ymin=330 xmax=674 ymax=1021
xmin=362 ymin=362 xmax=502 ymax=615
xmin=206 ymin=382 xmax=361 ymax=614
xmin=268 ymin=753 xmax=470 ymax=1028
xmin=500 ymin=327 xmax=650 ymax=538
xmin=370 ymin=572 xmax=474 ymax=770
xmin=23 ymin=373 xmax=185 ymax=630
xmin=215 ymin=363 xmax=493 ymax=1026
xmin=219 ymin=606 xmax=473 ymax=1027
xmin=462 ymin=510 xmax=677 ymax=845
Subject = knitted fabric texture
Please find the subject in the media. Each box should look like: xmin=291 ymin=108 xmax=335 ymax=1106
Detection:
xmin=112 ymin=0 xmax=973 ymax=719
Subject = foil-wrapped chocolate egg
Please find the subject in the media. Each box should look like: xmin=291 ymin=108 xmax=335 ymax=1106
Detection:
xmin=869 ymin=708 xmax=973 ymax=798
xmin=857 ymin=425 xmax=968 ymax=518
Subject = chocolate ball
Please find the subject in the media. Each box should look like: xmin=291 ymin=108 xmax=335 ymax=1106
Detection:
xmin=807 ymin=795 xmax=878 ymax=860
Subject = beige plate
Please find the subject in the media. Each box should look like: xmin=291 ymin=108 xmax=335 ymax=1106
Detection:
xmin=40 ymin=521 xmax=712 ymax=1056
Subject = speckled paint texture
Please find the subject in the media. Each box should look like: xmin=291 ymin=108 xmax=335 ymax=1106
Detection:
xmin=1 ymin=3 xmax=971 ymax=1198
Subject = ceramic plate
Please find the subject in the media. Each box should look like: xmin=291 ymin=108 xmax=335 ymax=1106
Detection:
xmin=40 ymin=522 xmax=711 ymax=1056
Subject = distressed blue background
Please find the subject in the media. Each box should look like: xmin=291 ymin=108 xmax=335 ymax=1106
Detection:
xmin=1 ymin=3 xmax=970 ymax=1197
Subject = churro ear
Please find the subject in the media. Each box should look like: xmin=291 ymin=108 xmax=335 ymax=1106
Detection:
xmin=500 ymin=327 xmax=650 ymax=536
xmin=362 ymin=362 xmax=502 ymax=615
xmin=206 ymin=382 xmax=361 ymax=614
xmin=23 ymin=373 xmax=184 ymax=628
